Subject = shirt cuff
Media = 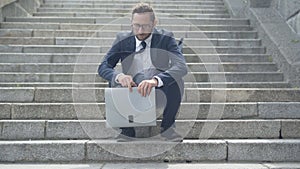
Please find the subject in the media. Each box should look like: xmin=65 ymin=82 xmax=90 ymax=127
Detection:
xmin=154 ymin=76 xmax=163 ymax=87
xmin=115 ymin=73 xmax=125 ymax=84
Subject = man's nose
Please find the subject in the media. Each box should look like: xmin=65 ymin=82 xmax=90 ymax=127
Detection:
xmin=137 ymin=27 xmax=145 ymax=33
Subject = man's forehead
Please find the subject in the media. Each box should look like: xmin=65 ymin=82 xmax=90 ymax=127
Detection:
xmin=132 ymin=12 xmax=153 ymax=20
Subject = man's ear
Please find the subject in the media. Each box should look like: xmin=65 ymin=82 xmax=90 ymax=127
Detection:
xmin=153 ymin=19 xmax=158 ymax=26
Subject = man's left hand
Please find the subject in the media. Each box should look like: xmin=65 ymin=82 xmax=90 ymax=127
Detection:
xmin=137 ymin=79 xmax=158 ymax=97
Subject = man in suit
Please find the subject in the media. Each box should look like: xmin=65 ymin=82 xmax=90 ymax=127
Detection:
xmin=98 ymin=3 xmax=188 ymax=142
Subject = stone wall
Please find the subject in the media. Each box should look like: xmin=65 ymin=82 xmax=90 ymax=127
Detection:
xmin=0 ymin=0 xmax=43 ymax=22
xmin=272 ymin=0 xmax=300 ymax=35
xmin=0 ymin=0 xmax=16 ymax=8
xmin=224 ymin=0 xmax=300 ymax=87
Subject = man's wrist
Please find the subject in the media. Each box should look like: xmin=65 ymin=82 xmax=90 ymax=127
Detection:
xmin=115 ymin=73 xmax=125 ymax=83
xmin=152 ymin=77 xmax=158 ymax=87
xmin=153 ymin=76 xmax=163 ymax=87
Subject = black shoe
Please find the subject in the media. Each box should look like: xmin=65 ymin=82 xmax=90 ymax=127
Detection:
xmin=116 ymin=127 xmax=135 ymax=142
xmin=161 ymin=127 xmax=183 ymax=142
xmin=116 ymin=134 xmax=135 ymax=142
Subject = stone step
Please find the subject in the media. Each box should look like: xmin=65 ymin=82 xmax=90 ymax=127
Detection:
xmin=0 ymin=53 xmax=274 ymax=63
xmin=184 ymin=82 xmax=290 ymax=88
xmin=40 ymin=4 xmax=226 ymax=9
xmin=0 ymin=72 xmax=283 ymax=83
xmin=5 ymin=17 xmax=249 ymax=25
xmin=33 ymin=12 xmax=230 ymax=18
xmin=1 ymin=88 xmax=299 ymax=103
xmin=0 ymin=37 xmax=261 ymax=46
xmin=37 ymin=8 xmax=227 ymax=14
xmin=0 ymin=45 xmax=266 ymax=54
xmin=4 ymin=163 xmax=299 ymax=169
xmin=0 ymin=81 xmax=290 ymax=88
xmin=0 ymin=22 xmax=253 ymax=31
xmin=0 ymin=119 xmax=299 ymax=140
xmin=44 ymin=0 xmax=224 ymax=2
xmin=182 ymin=72 xmax=282 ymax=82
xmin=227 ymin=139 xmax=300 ymax=162
xmin=0 ymin=37 xmax=56 ymax=45
xmin=0 ymin=139 xmax=299 ymax=162
xmin=187 ymin=63 xmax=277 ymax=72
xmin=0 ymin=63 xmax=278 ymax=73
xmin=45 ymin=0 xmax=224 ymax=1
xmin=44 ymin=0 xmax=224 ymax=4
xmin=0 ymin=29 xmax=258 ymax=39
xmin=1 ymin=0 xmax=298 ymax=164
xmin=185 ymin=54 xmax=273 ymax=63
xmin=42 ymin=1 xmax=225 ymax=5
xmin=1 ymin=102 xmax=299 ymax=120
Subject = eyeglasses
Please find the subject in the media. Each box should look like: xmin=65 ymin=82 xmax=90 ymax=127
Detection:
xmin=132 ymin=23 xmax=153 ymax=30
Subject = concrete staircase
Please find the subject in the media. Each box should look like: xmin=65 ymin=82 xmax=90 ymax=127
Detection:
xmin=0 ymin=0 xmax=300 ymax=163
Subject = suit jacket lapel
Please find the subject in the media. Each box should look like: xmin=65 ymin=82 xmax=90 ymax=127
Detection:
xmin=150 ymin=29 xmax=160 ymax=66
xmin=150 ymin=28 xmax=170 ymax=71
xmin=125 ymin=34 xmax=136 ymax=53
xmin=121 ymin=33 xmax=136 ymax=74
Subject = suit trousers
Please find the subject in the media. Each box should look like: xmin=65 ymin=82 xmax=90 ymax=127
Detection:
xmin=120 ymin=81 xmax=182 ymax=136
xmin=156 ymin=81 xmax=182 ymax=130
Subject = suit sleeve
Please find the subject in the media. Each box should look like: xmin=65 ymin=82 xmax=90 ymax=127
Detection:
xmin=98 ymin=34 xmax=122 ymax=85
xmin=156 ymin=33 xmax=188 ymax=87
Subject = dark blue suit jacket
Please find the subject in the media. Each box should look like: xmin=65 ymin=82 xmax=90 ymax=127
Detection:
xmin=98 ymin=28 xmax=187 ymax=90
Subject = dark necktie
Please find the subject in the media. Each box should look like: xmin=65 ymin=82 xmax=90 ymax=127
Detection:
xmin=141 ymin=41 xmax=146 ymax=50
xmin=136 ymin=41 xmax=146 ymax=54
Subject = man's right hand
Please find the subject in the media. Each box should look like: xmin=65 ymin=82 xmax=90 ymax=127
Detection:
xmin=117 ymin=74 xmax=137 ymax=92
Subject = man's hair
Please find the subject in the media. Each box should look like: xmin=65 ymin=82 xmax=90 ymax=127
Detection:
xmin=131 ymin=3 xmax=156 ymax=21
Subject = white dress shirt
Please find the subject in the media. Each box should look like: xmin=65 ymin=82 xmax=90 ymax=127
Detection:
xmin=116 ymin=34 xmax=163 ymax=87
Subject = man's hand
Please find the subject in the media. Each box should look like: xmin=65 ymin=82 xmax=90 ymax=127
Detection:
xmin=117 ymin=74 xmax=137 ymax=92
xmin=138 ymin=78 xmax=158 ymax=97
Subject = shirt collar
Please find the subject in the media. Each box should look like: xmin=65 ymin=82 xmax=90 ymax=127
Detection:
xmin=135 ymin=34 xmax=152 ymax=49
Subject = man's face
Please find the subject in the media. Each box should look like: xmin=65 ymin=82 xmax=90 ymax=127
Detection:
xmin=131 ymin=12 xmax=155 ymax=41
